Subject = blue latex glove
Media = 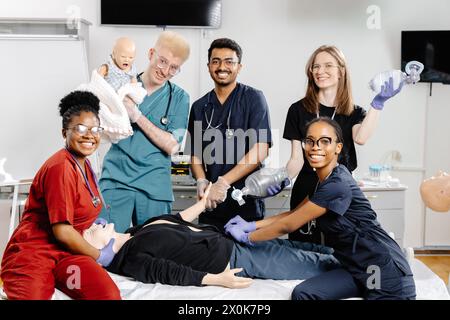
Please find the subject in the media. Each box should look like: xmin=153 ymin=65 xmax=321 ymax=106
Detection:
xmin=96 ymin=238 xmax=116 ymax=267
xmin=94 ymin=217 xmax=108 ymax=227
xmin=226 ymin=224 xmax=254 ymax=246
xmin=266 ymin=177 xmax=290 ymax=197
xmin=224 ymin=215 xmax=256 ymax=233
xmin=371 ymin=76 xmax=404 ymax=110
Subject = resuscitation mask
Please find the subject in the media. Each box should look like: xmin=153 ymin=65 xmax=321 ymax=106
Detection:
xmin=369 ymin=61 xmax=424 ymax=94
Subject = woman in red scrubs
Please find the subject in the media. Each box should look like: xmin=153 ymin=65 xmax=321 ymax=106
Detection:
xmin=1 ymin=91 xmax=120 ymax=300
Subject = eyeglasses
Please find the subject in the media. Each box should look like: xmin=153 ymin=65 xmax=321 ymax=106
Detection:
xmin=68 ymin=124 xmax=104 ymax=136
xmin=209 ymin=57 xmax=239 ymax=68
xmin=154 ymin=50 xmax=181 ymax=76
xmin=310 ymin=63 xmax=340 ymax=73
xmin=302 ymin=137 xmax=334 ymax=149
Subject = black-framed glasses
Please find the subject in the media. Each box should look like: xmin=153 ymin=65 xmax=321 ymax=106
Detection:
xmin=302 ymin=137 xmax=334 ymax=149
xmin=209 ymin=57 xmax=239 ymax=68
xmin=154 ymin=50 xmax=181 ymax=76
xmin=68 ymin=124 xmax=104 ymax=136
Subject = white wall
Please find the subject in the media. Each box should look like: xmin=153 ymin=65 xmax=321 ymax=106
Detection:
xmin=1 ymin=0 xmax=450 ymax=248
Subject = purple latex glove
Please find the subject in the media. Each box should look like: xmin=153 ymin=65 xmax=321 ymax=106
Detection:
xmin=371 ymin=76 xmax=404 ymax=110
xmin=224 ymin=215 xmax=256 ymax=233
xmin=226 ymin=224 xmax=253 ymax=246
xmin=94 ymin=217 xmax=108 ymax=227
xmin=266 ymin=177 xmax=290 ymax=197
xmin=96 ymin=238 xmax=116 ymax=267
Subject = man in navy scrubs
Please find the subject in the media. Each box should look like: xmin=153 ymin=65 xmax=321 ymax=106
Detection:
xmin=186 ymin=38 xmax=272 ymax=230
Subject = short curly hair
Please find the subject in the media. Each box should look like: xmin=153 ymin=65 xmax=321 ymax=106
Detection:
xmin=58 ymin=91 xmax=100 ymax=129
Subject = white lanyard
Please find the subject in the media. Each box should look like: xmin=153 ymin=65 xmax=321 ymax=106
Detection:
xmin=316 ymin=107 xmax=336 ymax=120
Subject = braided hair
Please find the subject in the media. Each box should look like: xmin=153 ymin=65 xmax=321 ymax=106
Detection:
xmin=58 ymin=91 xmax=100 ymax=129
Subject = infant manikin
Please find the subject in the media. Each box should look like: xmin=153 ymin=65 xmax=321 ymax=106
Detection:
xmin=77 ymin=37 xmax=147 ymax=143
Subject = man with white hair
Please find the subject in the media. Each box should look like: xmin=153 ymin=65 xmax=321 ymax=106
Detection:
xmin=99 ymin=31 xmax=191 ymax=232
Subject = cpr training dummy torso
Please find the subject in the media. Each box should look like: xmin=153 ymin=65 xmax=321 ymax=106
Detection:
xmin=420 ymin=171 xmax=450 ymax=212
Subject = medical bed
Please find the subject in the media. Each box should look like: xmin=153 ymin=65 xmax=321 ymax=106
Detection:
xmin=0 ymin=258 xmax=448 ymax=300
xmin=47 ymin=258 xmax=448 ymax=300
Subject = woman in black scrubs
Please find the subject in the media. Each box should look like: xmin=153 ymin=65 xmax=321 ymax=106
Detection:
xmin=225 ymin=117 xmax=415 ymax=300
xmin=282 ymin=45 xmax=402 ymax=243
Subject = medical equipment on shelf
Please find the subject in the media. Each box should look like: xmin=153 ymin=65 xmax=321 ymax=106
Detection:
xmin=369 ymin=61 xmax=424 ymax=94
xmin=231 ymin=167 xmax=289 ymax=205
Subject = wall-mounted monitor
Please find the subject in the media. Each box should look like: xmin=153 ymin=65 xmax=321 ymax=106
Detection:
xmin=100 ymin=0 xmax=222 ymax=28
xmin=401 ymin=30 xmax=450 ymax=83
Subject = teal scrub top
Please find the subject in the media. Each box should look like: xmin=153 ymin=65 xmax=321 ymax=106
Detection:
xmin=99 ymin=81 xmax=190 ymax=201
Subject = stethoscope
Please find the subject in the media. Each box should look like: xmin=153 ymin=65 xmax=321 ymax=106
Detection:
xmin=65 ymin=148 xmax=106 ymax=208
xmin=137 ymin=72 xmax=173 ymax=127
xmin=203 ymin=90 xmax=234 ymax=139
xmin=299 ymin=107 xmax=336 ymax=235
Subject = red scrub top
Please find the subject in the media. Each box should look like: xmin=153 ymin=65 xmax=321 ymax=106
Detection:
xmin=3 ymin=148 xmax=102 ymax=253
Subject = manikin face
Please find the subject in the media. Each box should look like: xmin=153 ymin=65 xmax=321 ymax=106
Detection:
xmin=112 ymin=39 xmax=136 ymax=72
xmin=311 ymin=51 xmax=342 ymax=91
xmin=208 ymin=48 xmax=242 ymax=88
xmin=83 ymin=223 xmax=115 ymax=249
xmin=62 ymin=111 xmax=101 ymax=162
xmin=420 ymin=171 xmax=450 ymax=212
xmin=302 ymin=121 xmax=342 ymax=172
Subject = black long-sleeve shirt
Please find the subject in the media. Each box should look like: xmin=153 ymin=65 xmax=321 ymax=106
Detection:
xmin=106 ymin=214 xmax=234 ymax=286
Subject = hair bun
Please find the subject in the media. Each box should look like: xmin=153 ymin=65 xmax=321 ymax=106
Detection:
xmin=58 ymin=91 xmax=100 ymax=117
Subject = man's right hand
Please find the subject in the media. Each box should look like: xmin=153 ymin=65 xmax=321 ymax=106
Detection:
xmin=206 ymin=176 xmax=230 ymax=210
xmin=96 ymin=238 xmax=116 ymax=267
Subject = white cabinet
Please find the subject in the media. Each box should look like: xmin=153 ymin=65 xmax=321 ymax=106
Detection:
xmin=172 ymin=186 xmax=407 ymax=247
xmin=363 ymin=187 xmax=406 ymax=247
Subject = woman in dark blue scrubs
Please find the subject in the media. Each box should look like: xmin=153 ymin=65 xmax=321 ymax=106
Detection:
xmin=225 ymin=117 xmax=416 ymax=300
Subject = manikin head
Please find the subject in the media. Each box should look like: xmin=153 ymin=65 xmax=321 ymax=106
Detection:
xmin=111 ymin=37 xmax=136 ymax=72
xmin=83 ymin=222 xmax=131 ymax=252
xmin=420 ymin=171 xmax=450 ymax=212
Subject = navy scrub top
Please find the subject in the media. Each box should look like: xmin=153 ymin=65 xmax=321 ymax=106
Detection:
xmin=186 ymin=83 xmax=272 ymax=225
xmin=309 ymin=165 xmax=413 ymax=286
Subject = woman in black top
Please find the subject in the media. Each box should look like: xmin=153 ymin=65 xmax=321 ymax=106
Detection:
xmin=282 ymin=45 xmax=402 ymax=243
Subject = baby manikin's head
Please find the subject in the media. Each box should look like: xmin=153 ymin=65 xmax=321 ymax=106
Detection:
xmin=83 ymin=222 xmax=131 ymax=252
xmin=111 ymin=37 xmax=136 ymax=72
xmin=420 ymin=171 xmax=450 ymax=212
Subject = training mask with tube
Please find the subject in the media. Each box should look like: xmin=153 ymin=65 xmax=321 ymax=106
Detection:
xmin=369 ymin=61 xmax=424 ymax=94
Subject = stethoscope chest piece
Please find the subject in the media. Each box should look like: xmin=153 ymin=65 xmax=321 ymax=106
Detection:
xmin=225 ymin=128 xmax=234 ymax=139
xmin=92 ymin=196 xmax=101 ymax=208
xmin=160 ymin=117 xmax=169 ymax=125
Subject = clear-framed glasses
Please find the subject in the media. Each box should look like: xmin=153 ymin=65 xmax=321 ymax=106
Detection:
xmin=209 ymin=57 xmax=239 ymax=68
xmin=68 ymin=124 xmax=104 ymax=136
xmin=310 ymin=63 xmax=340 ymax=73
xmin=154 ymin=50 xmax=181 ymax=76
xmin=302 ymin=137 xmax=334 ymax=149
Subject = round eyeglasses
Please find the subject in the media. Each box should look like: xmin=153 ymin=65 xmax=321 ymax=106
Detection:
xmin=310 ymin=63 xmax=340 ymax=73
xmin=154 ymin=50 xmax=181 ymax=76
xmin=68 ymin=124 xmax=104 ymax=136
xmin=302 ymin=137 xmax=334 ymax=149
